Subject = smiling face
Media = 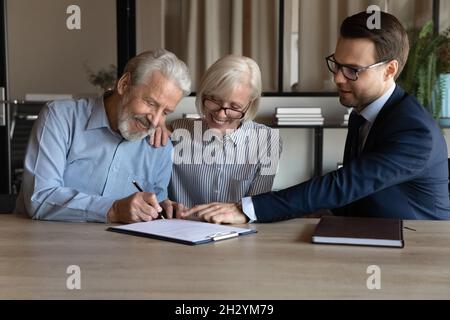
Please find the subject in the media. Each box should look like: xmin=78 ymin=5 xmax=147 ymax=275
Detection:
xmin=333 ymin=37 xmax=397 ymax=112
xmin=116 ymin=71 xmax=183 ymax=141
xmin=203 ymin=83 xmax=252 ymax=133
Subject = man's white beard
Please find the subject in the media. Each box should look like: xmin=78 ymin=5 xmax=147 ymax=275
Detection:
xmin=118 ymin=109 xmax=155 ymax=141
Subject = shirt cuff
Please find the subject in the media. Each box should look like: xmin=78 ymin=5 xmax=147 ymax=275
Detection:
xmin=86 ymin=196 xmax=116 ymax=223
xmin=242 ymin=196 xmax=257 ymax=223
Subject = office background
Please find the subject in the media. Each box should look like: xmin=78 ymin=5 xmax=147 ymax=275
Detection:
xmin=1 ymin=0 xmax=449 ymax=194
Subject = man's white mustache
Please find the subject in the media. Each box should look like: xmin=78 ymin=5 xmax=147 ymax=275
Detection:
xmin=134 ymin=115 xmax=152 ymax=130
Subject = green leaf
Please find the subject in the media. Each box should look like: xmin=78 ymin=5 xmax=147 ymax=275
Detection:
xmin=398 ymin=20 xmax=450 ymax=121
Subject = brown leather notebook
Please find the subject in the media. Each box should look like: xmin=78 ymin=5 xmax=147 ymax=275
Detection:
xmin=312 ymin=216 xmax=404 ymax=248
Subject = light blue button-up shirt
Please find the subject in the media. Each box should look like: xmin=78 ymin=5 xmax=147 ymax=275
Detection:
xmin=15 ymin=96 xmax=173 ymax=222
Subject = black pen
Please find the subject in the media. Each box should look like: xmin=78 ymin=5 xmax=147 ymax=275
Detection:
xmin=132 ymin=180 xmax=165 ymax=220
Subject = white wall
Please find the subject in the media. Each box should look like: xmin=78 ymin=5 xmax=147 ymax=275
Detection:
xmin=6 ymin=0 xmax=117 ymax=100
xmin=136 ymin=0 xmax=165 ymax=52
xmin=440 ymin=0 xmax=450 ymax=31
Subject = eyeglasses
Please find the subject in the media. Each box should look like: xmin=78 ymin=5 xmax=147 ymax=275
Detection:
xmin=203 ymin=96 xmax=249 ymax=120
xmin=325 ymin=54 xmax=389 ymax=81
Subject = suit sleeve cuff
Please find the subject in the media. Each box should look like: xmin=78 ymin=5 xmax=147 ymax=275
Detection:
xmin=242 ymin=196 xmax=257 ymax=223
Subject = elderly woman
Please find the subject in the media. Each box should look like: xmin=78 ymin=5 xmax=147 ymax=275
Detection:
xmin=161 ymin=55 xmax=282 ymax=223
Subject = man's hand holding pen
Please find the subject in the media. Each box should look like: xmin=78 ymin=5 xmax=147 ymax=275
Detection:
xmin=107 ymin=192 xmax=164 ymax=223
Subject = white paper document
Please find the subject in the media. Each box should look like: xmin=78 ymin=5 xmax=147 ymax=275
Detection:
xmin=107 ymin=219 xmax=256 ymax=245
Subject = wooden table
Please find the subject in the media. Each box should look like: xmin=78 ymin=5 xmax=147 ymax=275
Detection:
xmin=1 ymin=214 xmax=449 ymax=299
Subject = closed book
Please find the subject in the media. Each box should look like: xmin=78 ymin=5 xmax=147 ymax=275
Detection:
xmin=312 ymin=216 xmax=404 ymax=248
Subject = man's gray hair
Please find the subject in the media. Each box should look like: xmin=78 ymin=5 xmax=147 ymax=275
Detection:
xmin=123 ymin=49 xmax=191 ymax=96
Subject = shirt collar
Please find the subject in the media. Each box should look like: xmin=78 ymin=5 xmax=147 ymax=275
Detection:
xmin=202 ymin=119 xmax=253 ymax=146
xmin=360 ymin=83 xmax=396 ymax=123
xmin=86 ymin=92 xmax=113 ymax=130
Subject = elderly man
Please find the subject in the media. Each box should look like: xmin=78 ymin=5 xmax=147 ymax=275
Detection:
xmin=15 ymin=49 xmax=191 ymax=223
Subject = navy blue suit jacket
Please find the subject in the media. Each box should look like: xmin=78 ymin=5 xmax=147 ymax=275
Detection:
xmin=253 ymin=86 xmax=450 ymax=221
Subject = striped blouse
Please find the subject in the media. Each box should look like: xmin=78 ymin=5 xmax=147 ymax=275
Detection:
xmin=168 ymin=118 xmax=282 ymax=208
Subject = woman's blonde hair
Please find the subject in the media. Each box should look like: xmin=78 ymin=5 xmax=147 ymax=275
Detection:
xmin=195 ymin=55 xmax=262 ymax=122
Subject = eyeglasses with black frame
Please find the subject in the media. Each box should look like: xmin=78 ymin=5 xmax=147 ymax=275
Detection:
xmin=202 ymin=96 xmax=250 ymax=120
xmin=325 ymin=54 xmax=389 ymax=81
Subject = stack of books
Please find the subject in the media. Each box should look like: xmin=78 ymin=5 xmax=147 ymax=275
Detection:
xmin=275 ymin=107 xmax=324 ymax=126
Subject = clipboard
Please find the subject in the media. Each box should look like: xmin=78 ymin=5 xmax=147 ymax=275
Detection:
xmin=107 ymin=219 xmax=257 ymax=245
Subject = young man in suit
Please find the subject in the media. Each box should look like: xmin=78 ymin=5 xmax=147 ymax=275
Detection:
xmin=183 ymin=11 xmax=450 ymax=223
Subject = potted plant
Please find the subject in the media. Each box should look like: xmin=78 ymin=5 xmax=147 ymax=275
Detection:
xmin=84 ymin=63 xmax=117 ymax=92
xmin=398 ymin=21 xmax=450 ymax=124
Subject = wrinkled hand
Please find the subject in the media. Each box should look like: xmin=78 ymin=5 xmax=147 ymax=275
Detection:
xmin=148 ymin=120 xmax=172 ymax=148
xmin=181 ymin=202 xmax=248 ymax=224
xmin=160 ymin=199 xmax=189 ymax=219
xmin=107 ymin=192 xmax=163 ymax=223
